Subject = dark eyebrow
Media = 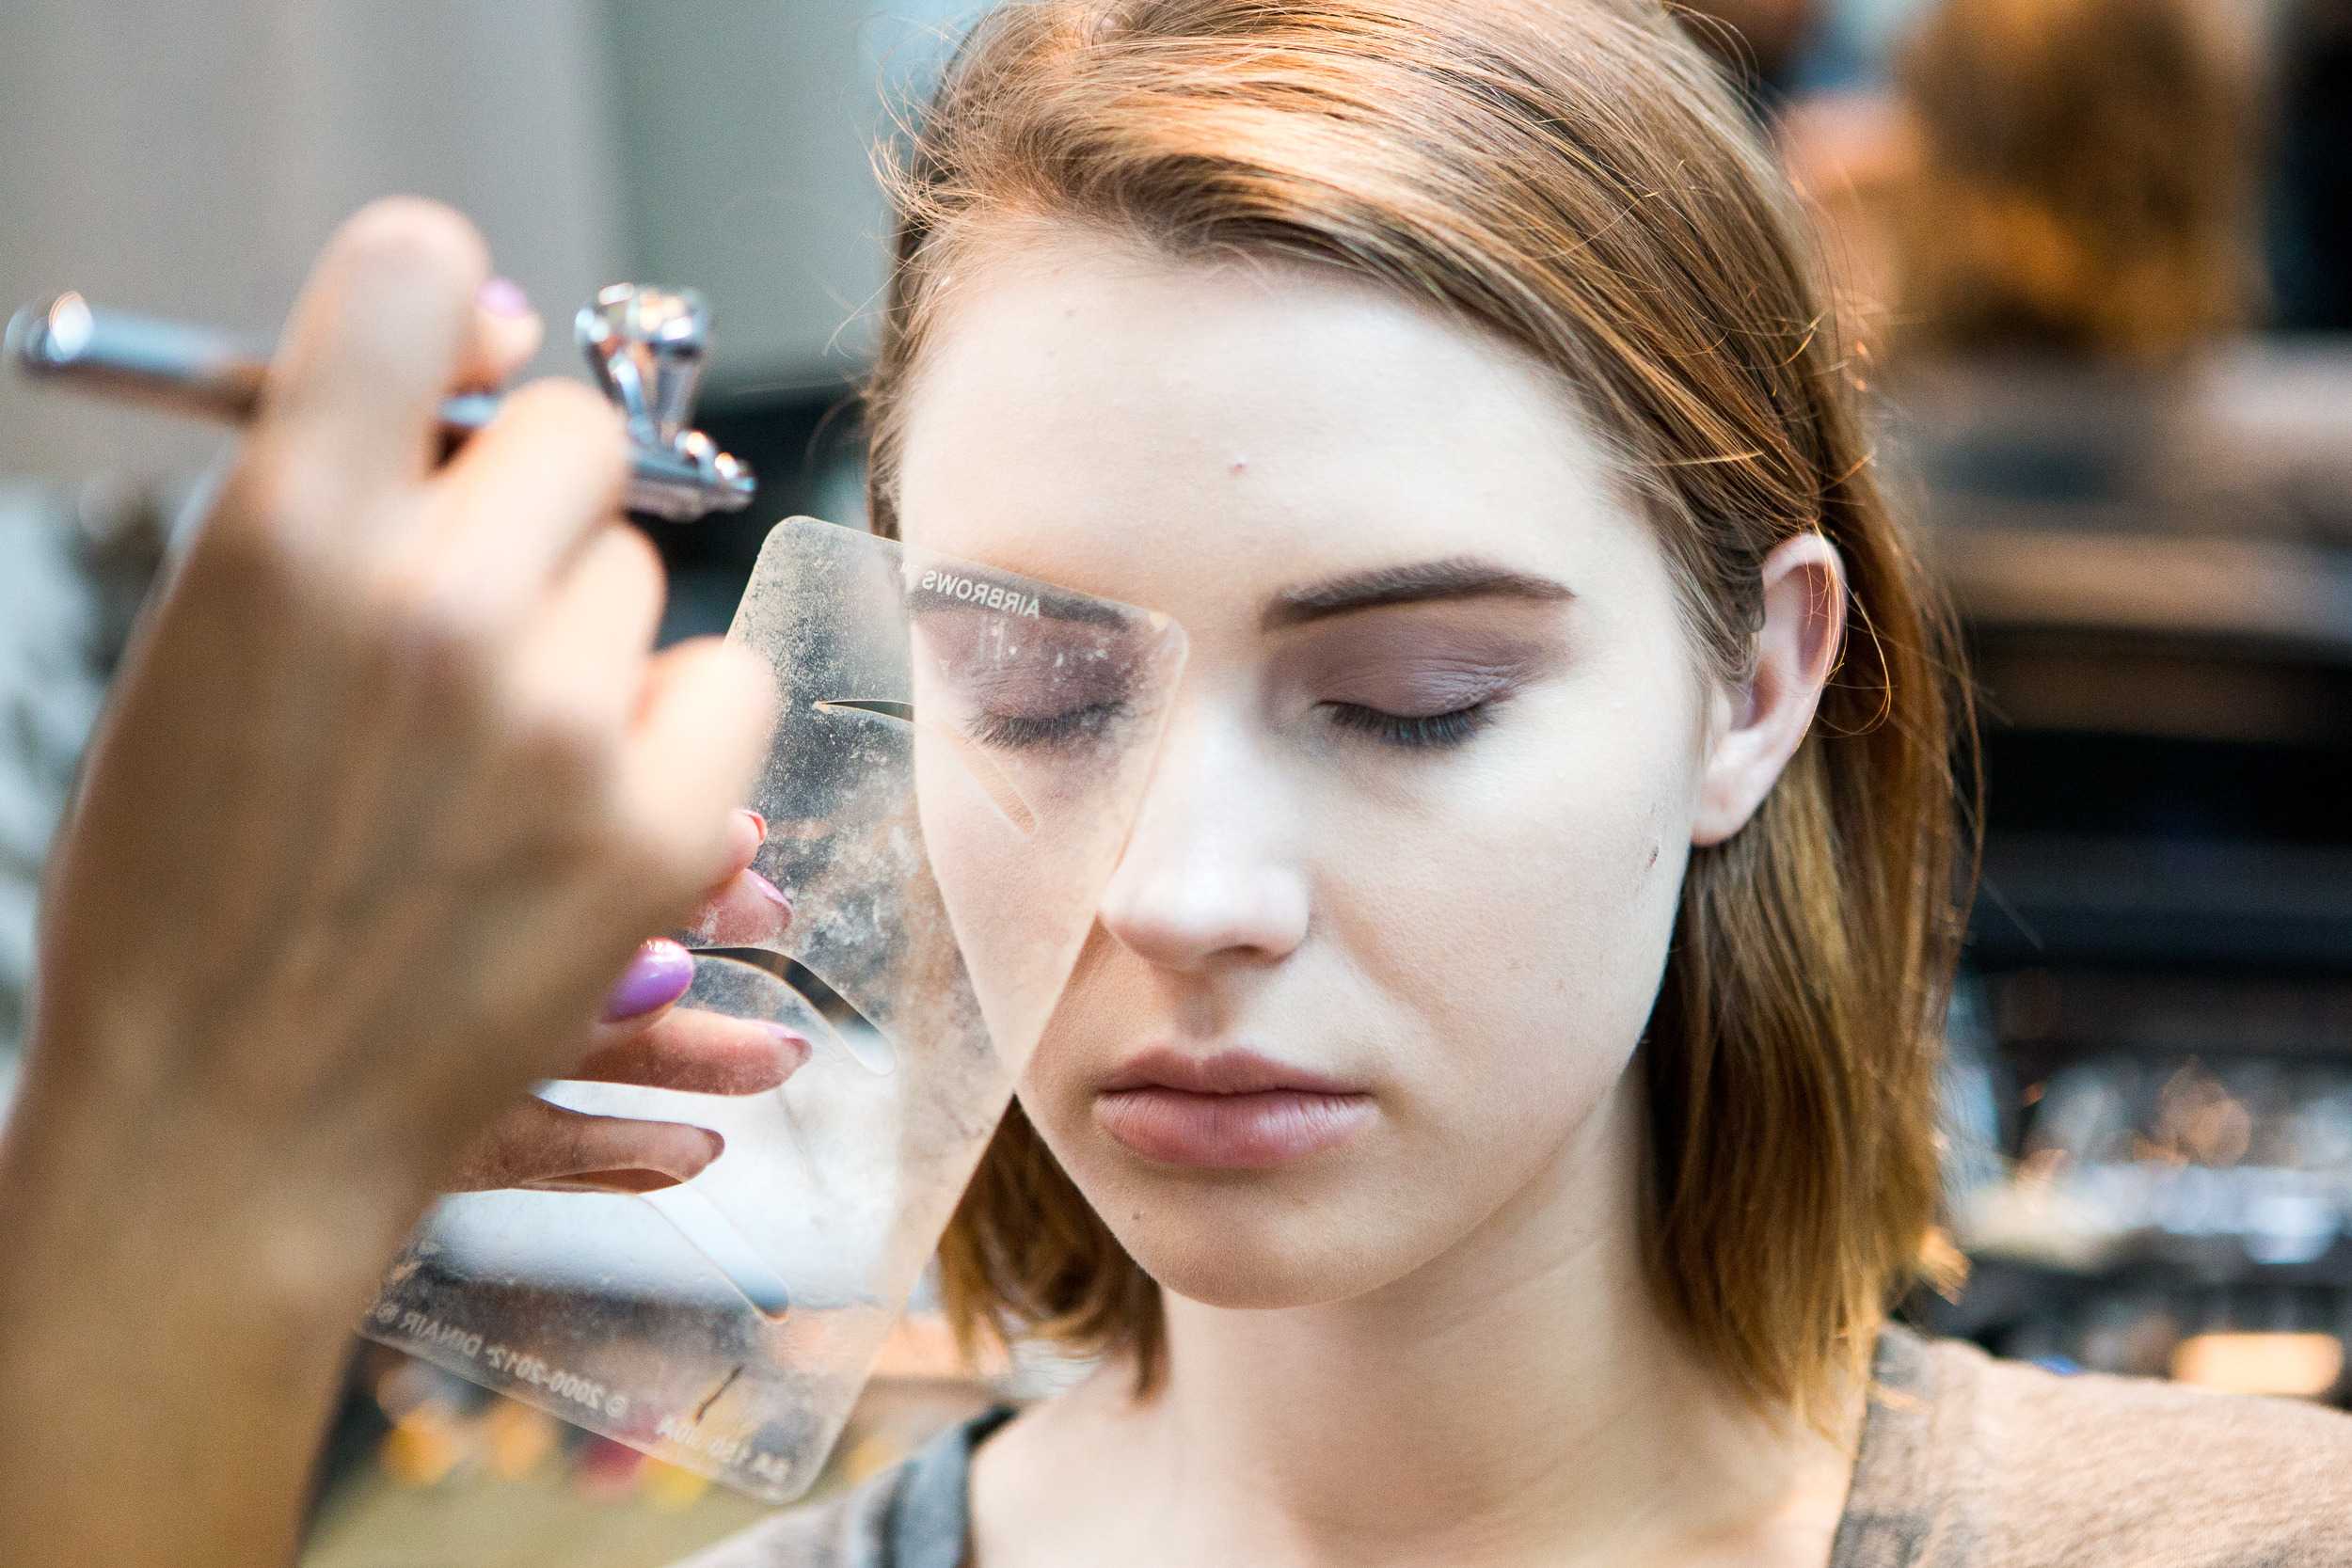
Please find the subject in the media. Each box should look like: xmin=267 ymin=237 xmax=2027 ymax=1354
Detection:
xmin=1260 ymin=554 xmax=1575 ymax=631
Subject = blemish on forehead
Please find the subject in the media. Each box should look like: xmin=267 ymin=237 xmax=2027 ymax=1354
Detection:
xmin=1229 ymin=457 xmax=1248 ymax=476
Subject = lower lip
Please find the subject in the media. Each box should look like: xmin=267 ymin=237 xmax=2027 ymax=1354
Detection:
xmin=1093 ymin=1087 xmax=1375 ymax=1168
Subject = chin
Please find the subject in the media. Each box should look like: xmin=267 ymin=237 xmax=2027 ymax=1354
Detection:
xmin=1079 ymin=1159 xmax=1432 ymax=1310
xmin=1129 ymin=1227 xmax=1398 ymax=1310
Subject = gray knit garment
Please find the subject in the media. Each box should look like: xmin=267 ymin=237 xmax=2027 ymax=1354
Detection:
xmin=674 ymin=1323 xmax=2352 ymax=1568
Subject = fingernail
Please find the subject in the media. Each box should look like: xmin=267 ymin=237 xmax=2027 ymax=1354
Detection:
xmin=526 ymin=1170 xmax=678 ymax=1196
xmin=478 ymin=276 xmax=533 ymax=318
xmin=762 ymin=1023 xmax=814 ymax=1073
xmin=726 ymin=808 xmax=766 ymax=866
xmin=603 ymin=938 xmax=694 ymax=1021
xmin=745 ymin=869 xmax=794 ymax=926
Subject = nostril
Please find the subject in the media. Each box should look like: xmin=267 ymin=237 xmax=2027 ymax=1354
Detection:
xmin=1098 ymin=857 xmax=1311 ymax=970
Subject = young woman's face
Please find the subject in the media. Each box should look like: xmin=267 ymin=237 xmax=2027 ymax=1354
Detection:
xmin=894 ymin=228 xmax=1720 ymax=1309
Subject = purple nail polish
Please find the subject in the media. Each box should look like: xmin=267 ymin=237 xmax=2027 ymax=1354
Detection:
xmin=478 ymin=276 xmax=533 ymax=318
xmin=603 ymin=940 xmax=695 ymax=1021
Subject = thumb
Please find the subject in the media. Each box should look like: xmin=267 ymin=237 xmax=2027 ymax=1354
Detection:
xmin=454 ymin=276 xmax=545 ymax=393
xmin=597 ymin=938 xmax=696 ymax=1029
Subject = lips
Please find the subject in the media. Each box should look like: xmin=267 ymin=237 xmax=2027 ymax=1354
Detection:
xmin=1093 ymin=1047 xmax=1375 ymax=1168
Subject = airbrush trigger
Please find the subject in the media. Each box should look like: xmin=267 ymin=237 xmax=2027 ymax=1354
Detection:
xmin=576 ymin=283 xmax=753 ymax=522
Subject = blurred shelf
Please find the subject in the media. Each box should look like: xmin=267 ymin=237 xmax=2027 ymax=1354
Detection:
xmin=1971 ymin=834 xmax=2352 ymax=975
xmin=1927 ymin=521 xmax=2352 ymax=664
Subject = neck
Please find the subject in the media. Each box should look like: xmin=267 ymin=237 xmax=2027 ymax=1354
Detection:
xmin=1071 ymin=1080 xmax=1866 ymax=1568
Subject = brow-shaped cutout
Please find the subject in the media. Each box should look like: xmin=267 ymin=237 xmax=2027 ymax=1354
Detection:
xmin=695 ymin=946 xmax=895 ymax=1076
xmin=815 ymin=698 xmax=916 ymax=721
xmin=601 ymin=939 xmax=890 ymax=1323
xmin=1261 ymin=554 xmax=1576 ymax=631
xmin=813 ymin=697 xmax=1041 ymax=836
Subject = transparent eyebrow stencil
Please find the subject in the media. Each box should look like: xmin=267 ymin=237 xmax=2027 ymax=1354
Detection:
xmin=360 ymin=516 xmax=1187 ymax=1501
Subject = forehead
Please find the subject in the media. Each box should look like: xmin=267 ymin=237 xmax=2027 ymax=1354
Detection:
xmin=891 ymin=227 xmax=1651 ymax=629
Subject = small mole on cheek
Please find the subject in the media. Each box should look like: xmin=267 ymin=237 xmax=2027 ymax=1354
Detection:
xmin=1229 ymin=457 xmax=1248 ymax=476
xmin=1646 ymin=842 xmax=1661 ymax=870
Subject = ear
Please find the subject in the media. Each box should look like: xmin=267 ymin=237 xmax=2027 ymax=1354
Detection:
xmin=1692 ymin=531 xmax=1847 ymax=847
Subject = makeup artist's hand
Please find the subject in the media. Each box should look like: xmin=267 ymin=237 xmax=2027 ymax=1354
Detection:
xmin=2 ymin=195 xmax=780 ymax=1568
xmin=448 ymin=805 xmax=813 ymax=1195
xmin=412 ymin=273 xmax=811 ymax=1197
xmin=19 ymin=195 xmax=779 ymax=1215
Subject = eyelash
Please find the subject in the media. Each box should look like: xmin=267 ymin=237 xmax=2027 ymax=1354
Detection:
xmin=1320 ymin=700 xmax=1496 ymax=750
xmin=967 ymin=697 xmax=1497 ymax=752
xmin=967 ymin=698 xmax=1130 ymax=751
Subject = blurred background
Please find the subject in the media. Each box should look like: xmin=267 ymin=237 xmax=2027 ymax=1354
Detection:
xmin=3 ymin=0 xmax=2349 ymax=1562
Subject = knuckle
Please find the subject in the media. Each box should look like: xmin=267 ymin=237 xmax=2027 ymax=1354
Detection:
xmin=540 ymin=1117 xmax=597 ymax=1172
xmin=595 ymin=517 xmax=664 ymax=586
xmin=202 ymin=457 xmax=355 ymax=600
xmin=505 ymin=376 xmax=626 ymax=441
xmin=502 ymin=379 xmax=631 ymax=496
xmin=606 ymin=811 xmax=707 ymax=904
xmin=513 ymin=702 xmax=618 ymax=798
xmin=221 ymin=437 xmax=347 ymax=535
xmin=364 ymin=563 xmax=504 ymax=705
xmin=195 ymin=521 xmax=317 ymax=622
xmin=331 ymin=197 xmax=489 ymax=291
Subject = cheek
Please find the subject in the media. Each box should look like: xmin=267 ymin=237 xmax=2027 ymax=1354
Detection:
xmin=989 ymin=669 xmax=1701 ymax=1307
xmin=1327 ymin=678 xmax=1694 ymax=1130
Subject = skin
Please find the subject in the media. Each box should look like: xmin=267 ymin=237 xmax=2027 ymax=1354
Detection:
xmin=893 ymin=228 xmax=1861 ymax=1568
xmin=0 ymin=207 xmax=1854 ymax=1567
xmin=439 ymin=281 xmax=805 ymax=1199
xmin=0 ymin=199 xmax=782 ymax=1566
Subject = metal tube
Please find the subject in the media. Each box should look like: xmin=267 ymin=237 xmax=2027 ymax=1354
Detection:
xmin=6 ymin=293 xmax=755 ymax=521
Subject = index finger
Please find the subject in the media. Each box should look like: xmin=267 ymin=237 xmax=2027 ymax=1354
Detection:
xmin=570 ymin=1008 xmax=812 ymax=1096
xmin=678 ymin=811 xmax=792 ymax=947
xmin=258 ymin=198 xmax=490 ymax=509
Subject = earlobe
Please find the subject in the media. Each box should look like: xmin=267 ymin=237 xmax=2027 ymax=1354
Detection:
xmin=1690 ymin=532 xmax=1848 ymax=848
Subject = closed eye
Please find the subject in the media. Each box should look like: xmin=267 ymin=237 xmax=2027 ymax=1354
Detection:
xmin=967 ymin=698 xmax=1131 ymax=752
xmin=813 ymin=695 xmax=1039 ymax=835
xmin=1320 ymin=700 xmax=1496 ymax=750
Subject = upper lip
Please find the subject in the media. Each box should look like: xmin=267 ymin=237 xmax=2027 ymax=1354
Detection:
xmin=1097 ymin=1046 xmax=1365 ymax=1097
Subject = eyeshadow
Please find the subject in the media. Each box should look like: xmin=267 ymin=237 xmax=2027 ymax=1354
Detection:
xmin=1301 ymin=614 xmax=1560 ymax=708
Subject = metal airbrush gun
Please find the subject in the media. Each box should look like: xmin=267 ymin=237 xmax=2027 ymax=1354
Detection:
xmin=4 ymin=283 xmax=755 ymax=521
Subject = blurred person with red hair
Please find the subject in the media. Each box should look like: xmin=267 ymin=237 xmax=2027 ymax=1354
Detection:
xmin=1788 ymin=0 xmax=2352 ymax=534
xmin=1890 ymin=0 xmax=2263 ymax=360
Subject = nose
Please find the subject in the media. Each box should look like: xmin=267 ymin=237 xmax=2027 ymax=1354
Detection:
xmin=1094 ymin=689 xmax=1310 ymax=972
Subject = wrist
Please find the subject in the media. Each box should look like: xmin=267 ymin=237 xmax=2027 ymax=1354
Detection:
xmin=0 ymin=1046 xmax=403 ymax=1568
xmin=3 ymin=1039 xmax=431 ymax=1330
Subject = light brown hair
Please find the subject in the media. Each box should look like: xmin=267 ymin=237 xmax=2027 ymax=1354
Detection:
xmin=1891 ymin=0 xmax=2263 ymax=359
xmin=859 ymin=0 xmax=1979 ymax=1426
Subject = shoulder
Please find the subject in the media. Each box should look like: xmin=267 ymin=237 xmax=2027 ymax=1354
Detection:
xmin=1861 ymin=1324 xmax=2352 ymax=1567
xmin=664 ymin=1462 xmax=903 ymax=1568
xmin=668 ymin=1404 xmax=1018 ymax=1568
